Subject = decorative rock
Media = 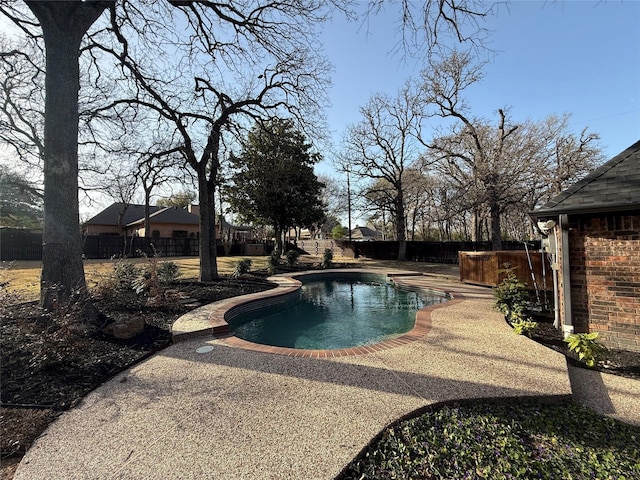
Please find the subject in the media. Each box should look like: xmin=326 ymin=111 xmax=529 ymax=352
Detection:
xmin=103 ymin=316 xmax=145 ymax=340
xmin=183 ymin=302 xmax=202 ymax=308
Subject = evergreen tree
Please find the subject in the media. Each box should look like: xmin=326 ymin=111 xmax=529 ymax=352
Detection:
xmin=228 ymin=119 xmax=325 ymax=253
xmin=0 ymin=170 xmax=43 ymax=229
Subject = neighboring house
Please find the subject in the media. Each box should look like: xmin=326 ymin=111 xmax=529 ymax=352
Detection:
xmin=218 ymin=216 xmax=255 ymax=242
xmin=350 ymin=225 xmax=382 ymax=241
xmin=125 ymin=206 xmax=200 ymax=238
xmin=84 ymin=203 xmax=255 ymax=241
xmin=530 ymin=140 xmax=640 ymax=353
xmin=285 ymin=227 xmax=327 ymax=242
xmin=83 ymin=203 xmax=162 ymax=235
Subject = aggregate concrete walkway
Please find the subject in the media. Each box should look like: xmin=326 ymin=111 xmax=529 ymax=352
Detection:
xmin=15 ymin=271 xmax=573 ymax=480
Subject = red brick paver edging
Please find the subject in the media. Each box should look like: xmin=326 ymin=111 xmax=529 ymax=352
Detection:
xmin=172 ymin=269 xmax=465 ymax=357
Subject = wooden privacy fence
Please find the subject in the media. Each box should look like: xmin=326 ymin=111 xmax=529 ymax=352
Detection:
xmin=83 ymin=235 xmax=200 ymax=259
xmin=334 ymin=240 xmax=538 ymax=264
xmin=0 ymin=229 xmax=43 ymax=261
xmin=296 ymin=239 xmax=348 ymax=257
xmin=2 ymin=229 xmax=542 ymax=269
xmin=0 ymin=231 xmax=273 ymax=260
xmin=459 ymin=250 xmax=553 ymax=290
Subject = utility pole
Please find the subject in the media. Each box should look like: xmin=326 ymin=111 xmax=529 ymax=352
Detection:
xmin=347 ymin=169 xmax=352 ymax=241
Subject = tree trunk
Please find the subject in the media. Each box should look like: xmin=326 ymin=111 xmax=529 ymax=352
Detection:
xmin=197 ymin=172 xmax=218 ymax=281
xmin=471 ymin=209 xmax=481 ymax=242
xmin=274 ymin=226 xmax=284 ymax=254
xmin=490 ymin=202 xmax=502 ymax=250
xmin=117 ymin=205 xmax=128 ymax=255
xmin=395 ymin=192 xmax=407 ymax=261
xmin=144 ymin=188 xmax=152 ymax=237
xmin=27 ymin=2 xmax=109 ymax=309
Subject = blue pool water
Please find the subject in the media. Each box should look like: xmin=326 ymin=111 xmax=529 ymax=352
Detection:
xmin=228 ymin=275 xmax=447 ymax=350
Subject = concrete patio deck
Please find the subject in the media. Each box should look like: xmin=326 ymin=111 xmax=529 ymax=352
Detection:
xmin=15 ymin=271 xmax=574 ymax=480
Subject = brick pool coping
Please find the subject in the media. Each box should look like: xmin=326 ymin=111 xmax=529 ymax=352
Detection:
xmin=171 ymin=268 xmax=465 ymax=357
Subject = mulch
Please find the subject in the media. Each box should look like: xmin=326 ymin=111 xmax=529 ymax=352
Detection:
xmin=0 ymin=275 xmax=275 ymax=473
xmin=527 ymin=317 xmax=640 ymax=379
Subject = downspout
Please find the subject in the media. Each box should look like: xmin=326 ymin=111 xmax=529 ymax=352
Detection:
xmin=559 ymin=214 xmax=573 ymax=336
xmin=537 ymin=218 xmax=560 ymax=329
xmin=551 ymin=250 xmax=560 ymax=330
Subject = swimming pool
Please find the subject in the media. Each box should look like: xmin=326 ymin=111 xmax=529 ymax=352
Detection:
xmin=226 ymin=273 xmax=448 ymax=350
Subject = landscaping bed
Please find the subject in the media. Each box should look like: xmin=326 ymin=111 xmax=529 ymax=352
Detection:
xmin=0 ymin=275 xmax=275 ymax=479
xmin=527 ymin=318 xmax=640 ymax=380
xmin=337 ymin=398 xmax=640 ymax=479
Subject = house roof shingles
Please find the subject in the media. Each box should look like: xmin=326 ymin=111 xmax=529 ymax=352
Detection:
xmin=351 ymin=226 xmax=381 ymax=239
xmin=85 ymin=204 xmax=251 ymax=230
xmin=126 ymin=207 xmax=199 ymax=226
xmin=531 ymin=140 xmax=640 ymax=219
xmin=85 ymin=203 xmax=162 ymax=226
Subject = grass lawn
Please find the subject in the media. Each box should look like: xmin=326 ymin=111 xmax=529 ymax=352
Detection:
xmin=0 ymin=255 xmax=457 ymax=303
xmin=1 ymin=256 xmax=279 ymax=302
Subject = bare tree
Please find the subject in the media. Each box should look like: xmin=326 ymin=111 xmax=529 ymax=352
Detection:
xmin=420 ymin=50 xmax=606 ymax=247
xmin=0 ymin=0 xmax=499 ymax=305
xmin=136 ymin=152 xmax=191 ymax=237
xmin=0 ymin=8 xmax=125 ymax=217
xmin=538 ymin=117 xmax=604 ymax=199
xmin=0 ymin=34 xmax=45 ymax=169
xmin=101 ymin=126 xmax=192 ymax=238
xmin=366 ymin=0 xmax=496 ymax=55
xmin=516 ymin=115 xmax=604 ymax=236
xmin=427 ymin=110 xmax=547 ymax=248
xmin=402 ymin=168 xmax=433 ymax=240
xmin=81 ymin=2 xmax=333 ymax=281
xmin=363 ymin=178 xmax=395 ymax=241
xmin=342 ymin=83 xmax=426 ymax=260
xmin=420 ymin=52 xmax=521 ymax=248
xmin=2 ymin=1 xmax=112 ymax=310
xmin=317 ymin=174 xmax=350 ymax=238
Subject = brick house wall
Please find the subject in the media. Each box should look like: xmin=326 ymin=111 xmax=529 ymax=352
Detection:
xmin=565 ymin=212 xmax=640 ymax=352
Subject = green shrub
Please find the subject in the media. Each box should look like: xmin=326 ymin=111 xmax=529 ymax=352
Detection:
xmin=564 ymin=332 xmax=606 ymax=368
xmin=268 ymin=249 xmax=281 ymax=274
xmin=233 ymin=258 xmax=253 ymax=277
xmin=285 ymin=249 xmax=300 ymax=267
xmin=321 ymin=248 xmax=333 ymax=269
xmin=157 ymin=261 xmax=180 ymax=284
xmin=112 ymin=260 xmax=141 ymax=292
xmin=511 ymin=318 xmax=538 ymax=337
xmin=494 ymin=268 xmax=532 ymax=321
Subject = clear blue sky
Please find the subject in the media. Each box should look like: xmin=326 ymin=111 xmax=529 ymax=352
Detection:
xmin=318 ymin=0 xmax=640 ymax=176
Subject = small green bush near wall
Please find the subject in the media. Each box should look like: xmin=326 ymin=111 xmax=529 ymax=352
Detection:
xmin=511 ymin=318 xmax=538 ymax=337
xmin=493 ymin=268 xmax=532 ymax=321
xmin=565 ymin=332 xmax=607 ymax=368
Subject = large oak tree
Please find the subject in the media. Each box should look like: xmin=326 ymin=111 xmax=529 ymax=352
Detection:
xmin=23 ymin=1 xmax=112 ymax=309
xmin=86 ymin=1 xmax=333 ymax=281
xmin=342 ymin=84 xmax=426 ymax=261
